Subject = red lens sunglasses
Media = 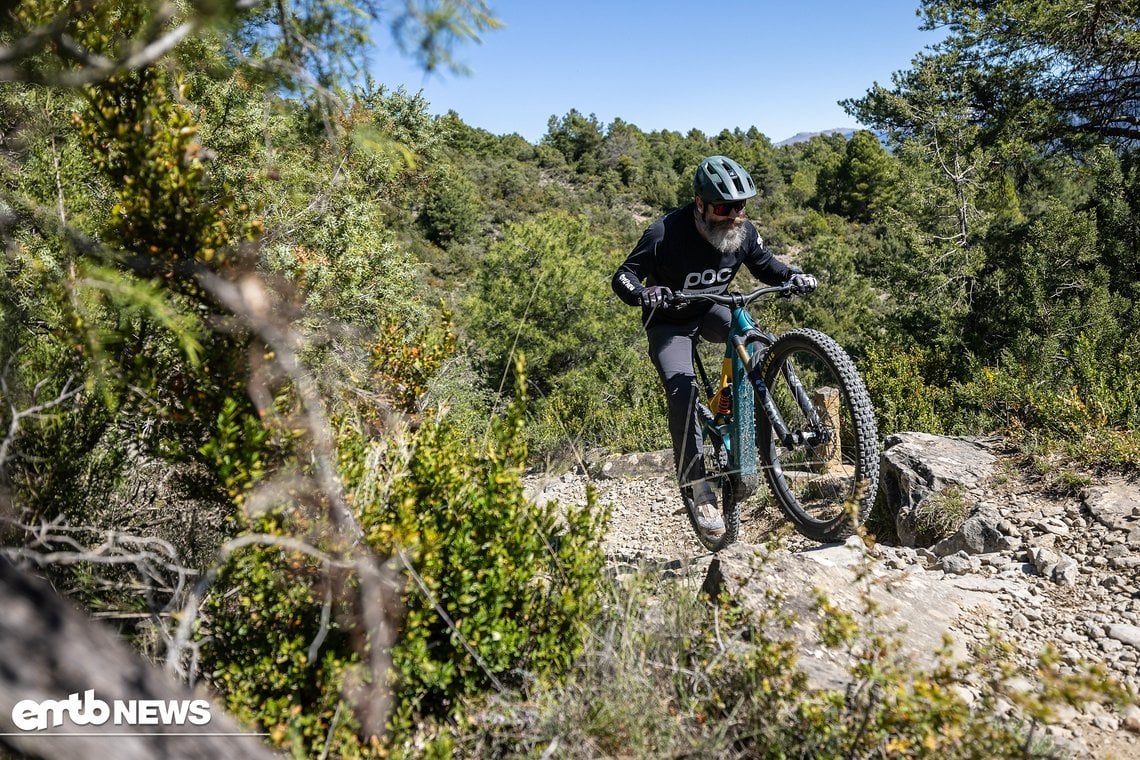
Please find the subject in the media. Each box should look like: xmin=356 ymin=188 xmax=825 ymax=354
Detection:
xmin=709 ymin=200 xmax=746 ymax=216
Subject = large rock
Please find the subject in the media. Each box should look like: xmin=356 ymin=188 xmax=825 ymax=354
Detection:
xmin=879 ymin=433 xmax=997 ymax=546
xmin=1029 ymin=546 xmax=1080 ymax=586
xmin=591 ymin=449 xmax=674 ymax=480
xmin=1107 ymin=624 xmax=1140 ymax=651
xmin=931 ymin=508 xmax=1009 ymax=557
xmin=1082 ymin=480 xmax=1140 ymax=539
xmin=701 ymin=540 xmax=1008 ymax=691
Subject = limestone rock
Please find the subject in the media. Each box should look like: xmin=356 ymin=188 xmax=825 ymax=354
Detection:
xmin=1107 ymin=624 xmax=1140 ymax=651
xmin=702 ymin=539 xmax=1003 ymax=691
xmin=1029 ymin=546 xmax=1079 ymax=586
xmin=592 ymin=449 xmax=673 ymax=480
xmin=1083 ymin=480 xmax=1140 ymax=533
xmin=879 ymin=433 xmax=997 ymax=546
xmin=932 ymin=508 xmax=1007 ymax=556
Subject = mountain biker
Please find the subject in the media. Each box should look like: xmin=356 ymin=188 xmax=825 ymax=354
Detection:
xmin=611 ymin=155 xmax=818 ymax=541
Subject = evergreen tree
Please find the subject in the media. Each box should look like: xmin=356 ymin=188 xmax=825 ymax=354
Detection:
xmin=543 ymin=109 xmax=605 ymax=175
xmin=828 ymin=130 xmax=897 ymax=223
xmin=918 ymin=0 xmax=1140 ymax=145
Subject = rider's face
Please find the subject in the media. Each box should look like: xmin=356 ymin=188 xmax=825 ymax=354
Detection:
xmin=695 ymin=198 xmax=750 ymax=253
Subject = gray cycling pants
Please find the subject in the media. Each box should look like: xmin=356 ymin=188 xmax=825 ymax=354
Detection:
xmin=646 ymin=305 xmax=731 ymax=489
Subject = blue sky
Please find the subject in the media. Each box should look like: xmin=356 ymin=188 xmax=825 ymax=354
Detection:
xmin=369 ymin=1 xmax=943 ymax=144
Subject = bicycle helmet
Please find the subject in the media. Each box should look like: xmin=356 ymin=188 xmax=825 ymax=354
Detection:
xmin=694 ymin=155 xmax=757 ymax=202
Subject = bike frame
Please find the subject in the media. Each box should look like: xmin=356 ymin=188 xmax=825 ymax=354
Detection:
xmin=689 ymin=287 xmax=788 ymax=502
xmin=690 ymin=284 xmax=836 ymax=502
xmin=727 ymin=300 xmax=762 ymax=499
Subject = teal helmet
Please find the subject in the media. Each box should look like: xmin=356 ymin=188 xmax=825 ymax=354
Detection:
xmin=694 ymin=155 xmax=757 ymax=202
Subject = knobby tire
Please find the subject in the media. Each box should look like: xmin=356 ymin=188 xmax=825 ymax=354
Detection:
xmin=754 ymin=329 xmax=880 ymax=542
xmin=687 ymin=404 xmax=740 ymax=552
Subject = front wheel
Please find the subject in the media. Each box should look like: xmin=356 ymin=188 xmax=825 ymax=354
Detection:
xmin=754 ymin=329 xmax=879 ymax=542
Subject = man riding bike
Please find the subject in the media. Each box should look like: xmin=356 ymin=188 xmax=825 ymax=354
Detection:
xmin=611 ymin=155 xmax=818 ymax=542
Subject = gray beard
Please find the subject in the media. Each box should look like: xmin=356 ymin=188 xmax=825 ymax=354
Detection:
xmin=696 ymin=213 xmax=748 ymax=253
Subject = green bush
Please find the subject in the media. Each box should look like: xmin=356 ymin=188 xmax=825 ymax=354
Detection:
xmin=461 ymin=211 xmax=664 ymax=460
xmin=0 ymin=64 xmax=265 ymax=526
xmin=418 ymin=167 xmax=483 ymax=248
xmin=202 ymin=517 xmax=367 ymax=755
xmin=362 ymin=369 xmax=608 ymax=736
xmin=463 ymin=213 xmax=622 ymax=394
xmin=860 ymin=342 xmax=951 ymax=436
xmin=370 ymin=307 xmax=457 ymax=414
xmin=527 ymin=360 xmax=669 ymax=458
xmin=201 ymin=365 xmax=608 ymax=756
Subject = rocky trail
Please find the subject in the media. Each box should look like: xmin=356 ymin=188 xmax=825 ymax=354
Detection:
xmin=525 ymin=435 xmax=1140 ymax=759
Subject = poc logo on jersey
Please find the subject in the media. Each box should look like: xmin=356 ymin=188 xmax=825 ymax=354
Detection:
xmin=683 ymin=268 xmax=733 ymax=289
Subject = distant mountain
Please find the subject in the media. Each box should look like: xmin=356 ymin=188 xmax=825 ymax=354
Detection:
xmin=775 ymin=128 xmax=856 ymax=147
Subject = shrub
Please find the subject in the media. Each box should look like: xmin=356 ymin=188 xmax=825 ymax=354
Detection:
xmin=201 ymin=363 xmax=608 ymax=756
xmin=418 ymin=167 xmax=483 ymax=248
xmin=463 ymin=213 xmax=623 ymax=395
xmin=911 ymin=486 xmax=971 ymax=543
xmin=526 ymin=359 xmax=669 ymax=460
xmin=370 ymin=306 xmax=457 ymax=414
xmin=201 ymin=516 xmax=367 ymax=756
xmin=461 ymin=211 xmax=663 ymax=460
xmin=860 ymin=342 xmax=950 ymax=436
xmin=362 ymin=367 xmax=608 ymax=737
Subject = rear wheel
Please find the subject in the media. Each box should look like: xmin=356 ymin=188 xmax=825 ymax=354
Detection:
xmin=754 ymin=329 xmax=879 ymax=542
xmin=685 ymin=406 xmax=740 ymax=552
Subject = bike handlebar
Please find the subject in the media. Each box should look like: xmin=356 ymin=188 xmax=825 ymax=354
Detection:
xmin=669 ymin=283 xmax=800 ymax=307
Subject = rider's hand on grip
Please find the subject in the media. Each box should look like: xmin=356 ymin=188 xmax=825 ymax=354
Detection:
xmin=639 ymin=285 xmax=673 ymax=308
xmin=788 ymin=273 xmax=818 ymax=295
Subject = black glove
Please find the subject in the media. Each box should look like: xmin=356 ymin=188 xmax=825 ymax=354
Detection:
xmin=639 ymin=285 xmax=673 ymax=308
xmin=788 ymin=273 xmax=818 ymax=294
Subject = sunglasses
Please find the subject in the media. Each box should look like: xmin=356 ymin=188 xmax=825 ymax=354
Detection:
xmin=708 ymin=200 xmax=746 ymax=216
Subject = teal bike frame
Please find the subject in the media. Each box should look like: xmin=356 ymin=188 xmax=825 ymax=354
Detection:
xmin=726 ymin=300 xmax=759 ymax=500
xmin=686 ymin=285 xmax=792 ymax=504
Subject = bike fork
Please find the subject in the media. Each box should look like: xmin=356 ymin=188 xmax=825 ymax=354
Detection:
xmin=733 ymin=338 xmax=819 ymax=449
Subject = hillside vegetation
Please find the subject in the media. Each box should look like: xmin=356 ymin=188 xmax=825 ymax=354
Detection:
xmin=0 ymin=0 xmax=1137 ymax=757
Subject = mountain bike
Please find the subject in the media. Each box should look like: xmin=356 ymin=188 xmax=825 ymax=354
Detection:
xmin=673 ymin=284 xmax=880 ymax=550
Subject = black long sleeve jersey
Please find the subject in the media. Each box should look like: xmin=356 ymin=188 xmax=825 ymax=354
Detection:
xmin=611 ymin=203 xmax=796 ymax=325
